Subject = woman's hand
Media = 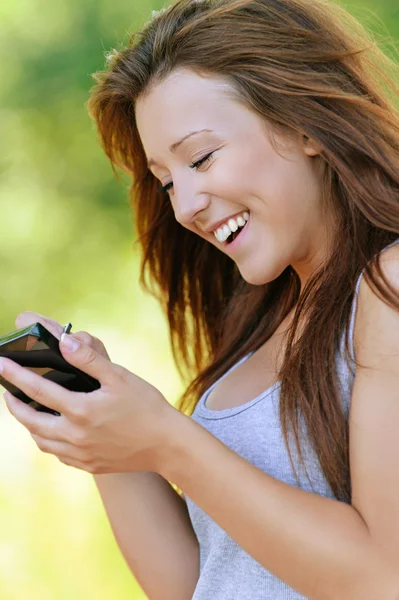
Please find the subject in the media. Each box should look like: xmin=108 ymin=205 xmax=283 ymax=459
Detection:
xmin=14 ymin=311 xmax=111 ymax=360
xmin=0 ymin=311 xmax=179 ymax=476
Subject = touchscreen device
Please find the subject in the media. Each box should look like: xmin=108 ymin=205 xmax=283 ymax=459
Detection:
xmin=0 ymin=322 xmax=100 ymax=415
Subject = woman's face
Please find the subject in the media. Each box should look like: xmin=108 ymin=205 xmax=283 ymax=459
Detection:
xmin=135 ymin=68 xmax=334 ymax=287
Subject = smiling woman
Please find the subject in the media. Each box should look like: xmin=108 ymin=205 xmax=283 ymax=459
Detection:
xmin=134 ymin=67 xmax=329 ymax=288
xmin=6 ymin=0 xmax=399 ymax=599
xmin=82 ymin=0 xmax=399 ymax=598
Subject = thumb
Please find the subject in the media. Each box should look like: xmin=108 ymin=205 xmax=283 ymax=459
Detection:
xmin=59 ymin=332 xmax=116 ymax=386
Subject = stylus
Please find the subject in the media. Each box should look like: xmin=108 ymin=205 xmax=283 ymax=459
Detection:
xmin=63 ymin=323 xmax=72 ymax=335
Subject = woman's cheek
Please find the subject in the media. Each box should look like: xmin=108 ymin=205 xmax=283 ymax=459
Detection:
xmin=210 ymin=159 xmax=249 ymax=199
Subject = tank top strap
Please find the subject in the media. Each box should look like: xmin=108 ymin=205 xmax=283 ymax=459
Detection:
xmin=199 ymin=351 xmax=253 ymax=405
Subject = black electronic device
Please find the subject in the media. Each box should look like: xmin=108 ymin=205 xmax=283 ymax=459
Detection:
xmin=0 ymin=322 xmax=100 ymax=415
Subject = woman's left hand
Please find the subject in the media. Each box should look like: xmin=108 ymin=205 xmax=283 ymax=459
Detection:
xmin=0 ymin=333 xmax=179 ymax=475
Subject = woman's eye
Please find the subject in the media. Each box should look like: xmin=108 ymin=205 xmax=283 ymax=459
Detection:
xmin=156 ymin=151 xmax=215 ymax=195
xmin=157 ymin=181 xmax=173 ymax=194
xmin=189 ymin=151 xmax=215 ymax=170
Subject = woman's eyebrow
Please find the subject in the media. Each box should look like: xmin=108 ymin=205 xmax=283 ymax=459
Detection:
xmin=147 ymin=128 xmax=213 ymax=169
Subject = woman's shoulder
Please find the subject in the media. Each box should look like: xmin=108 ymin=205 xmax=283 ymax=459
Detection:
xmin=349 ymin=242 xmax=399 ymax=556
xmin=353 ymin=239 xmax=399 ymax=369
xmin=357 ymin=240 xmax=399 ymax=304
xmin=378 ymin=240 xmax=399 ymax=272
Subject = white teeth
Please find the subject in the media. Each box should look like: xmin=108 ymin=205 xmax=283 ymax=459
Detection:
xmin=222 ymin=224 xmax=231 ymax=241
xmin=228 ymin=218 xmax=238 ymax=232
xmin=216 ymin=227 xmax=224 ymax=242
xmin=213 ymin=210 xmax=250 ymax=243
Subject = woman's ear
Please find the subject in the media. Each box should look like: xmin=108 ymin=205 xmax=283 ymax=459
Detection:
xmin=302 ymin=134 xmax=323 ymax=157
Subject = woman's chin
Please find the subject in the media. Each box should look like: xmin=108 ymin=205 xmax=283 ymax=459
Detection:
xmin=238 ymin=263 xmax=285 ymax=286
xmin=239 ymin=269 xmax=273 ymax=286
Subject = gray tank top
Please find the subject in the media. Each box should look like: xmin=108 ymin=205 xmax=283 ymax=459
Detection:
xmin=185 ymin=238 xmax=399 ymax=600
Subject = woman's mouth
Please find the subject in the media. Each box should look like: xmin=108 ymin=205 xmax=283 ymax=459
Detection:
xmin=213 ymin=211 xmax=250 ymax=245
xmin=226 ymin=220 xmax=247 ymax=244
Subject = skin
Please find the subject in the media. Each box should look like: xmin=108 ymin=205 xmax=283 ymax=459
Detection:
xmin=0 ymin=315 xmax=174 ymax=475
xmin=1 ymin=67 xmax=399 ymax=599
xmin=136 ymin=67 xmax=335 ymax=288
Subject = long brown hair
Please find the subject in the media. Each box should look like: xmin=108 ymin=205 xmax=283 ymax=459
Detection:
xmin=87 ymin=0 xmax=399 ymax=502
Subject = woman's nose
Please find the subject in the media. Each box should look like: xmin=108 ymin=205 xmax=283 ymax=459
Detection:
xmin=173 ymin=192 xmax=211 ymax=226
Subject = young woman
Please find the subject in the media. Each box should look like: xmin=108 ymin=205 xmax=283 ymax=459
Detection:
xmin=2 ymin=0 xmax=399 ymax=598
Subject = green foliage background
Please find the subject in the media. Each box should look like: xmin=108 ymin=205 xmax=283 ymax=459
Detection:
xmin=0 ymin=0 xmax=398 ymax=598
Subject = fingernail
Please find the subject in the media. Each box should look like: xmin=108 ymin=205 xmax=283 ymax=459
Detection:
xmin=0 ymin=361 xmax=3 ymax=374
xmin=61 ymin=333 xmax=80 ymax=352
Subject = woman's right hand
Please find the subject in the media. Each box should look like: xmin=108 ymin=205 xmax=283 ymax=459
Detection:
xmin=3 ymin=310 xmax=176 ymax=476
xmin=15 ymin=311 xmax=111 ymax=361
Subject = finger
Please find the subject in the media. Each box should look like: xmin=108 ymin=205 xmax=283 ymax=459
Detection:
xmin=72 ymin=331 xmax=111 ymax=361
xmin=72 ymin=331 xmax=92 ymax=345
xmin=15 ymin=311 xmax=64 ymax=340
xmin=59 ymin=333 xmax=119 ymax=385
xmin=3 ymin=390 xmax=68 ymax=441
xmin=31 ymin=433 xmax=84 ymax=460
xmin=56 ymin=455 xmax=100 ymax=473
xmin=30 ymin=433 xmax=106 ymax=474
xmin=0 ymin=357 xmax=86 ymax=421
xmin=15 ymin=314 xmax=111 ymax=360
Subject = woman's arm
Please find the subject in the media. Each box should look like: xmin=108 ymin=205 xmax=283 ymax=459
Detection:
xmin=158 ymin=250 xmax=399 ymax=600
xmin=93 ymin=472 xmax=199 ymax=600
xmin=0 ymin=313 xmax=200 ymax=600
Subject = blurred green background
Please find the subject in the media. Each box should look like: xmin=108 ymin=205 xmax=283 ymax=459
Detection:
xmin=0 ymin=0 xmax=397 ymax=598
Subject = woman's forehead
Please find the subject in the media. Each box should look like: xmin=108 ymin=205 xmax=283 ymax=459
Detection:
xmin=136 ymin=69 xmax=240 ymax=123
xmin=135 ymin=71 xmax=256 ymax=153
